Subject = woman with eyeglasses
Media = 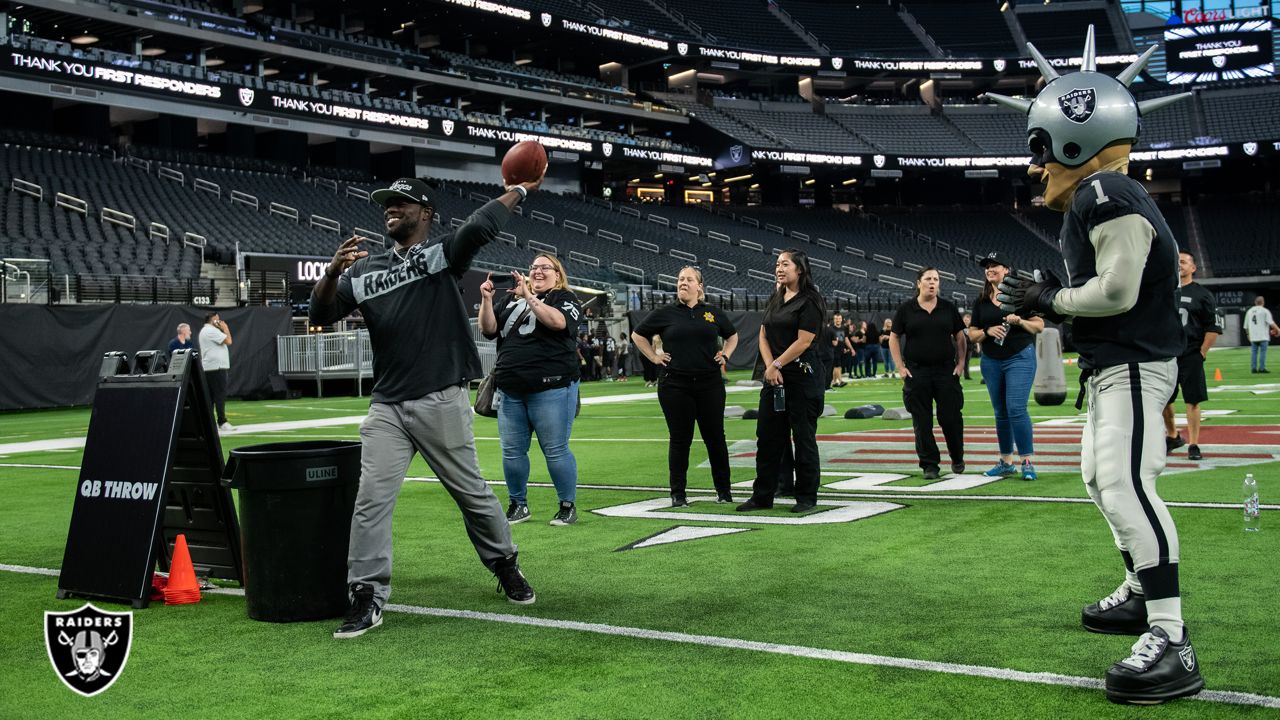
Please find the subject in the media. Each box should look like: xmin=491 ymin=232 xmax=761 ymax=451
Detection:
xmin=632 ymin=266 xmax=739 ymax=506
xmin=737 ymin=249 xmax=827 ymax=514
xmin=969 ymin=253 xmax=1043 ymax=480
xmin=479 ymin=254 xmax=583 ymax=527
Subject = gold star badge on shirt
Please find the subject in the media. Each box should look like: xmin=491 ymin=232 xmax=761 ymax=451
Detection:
xmin=703 ymin=311 xmax=715 ymax=323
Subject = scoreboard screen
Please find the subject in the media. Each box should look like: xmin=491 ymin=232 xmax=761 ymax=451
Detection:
xmin=1164 ymin=20 xmax=1274 ymax=83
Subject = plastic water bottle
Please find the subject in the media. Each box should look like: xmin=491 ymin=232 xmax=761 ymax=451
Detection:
xmin=993 ymin=321 xmax=1011 ymax=347
xmin=1244 ymin=473 xmax=1260 ymax=532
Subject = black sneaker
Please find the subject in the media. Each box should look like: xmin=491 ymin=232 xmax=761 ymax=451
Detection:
xmin=492 ymin=553 xmax=536 ymax=605
xmin=670 ymin=493 xmax=690 ymax=508
xmin=736 ymin=498 xmax=773 ymax=512
xmin=1165 ymin=434 xmax=1186 ymax=454
xmin=549 ymin=501 xmax=577 ymax=526
xmin=505 ymin=502 xmax=530 ymax=524
xmin=790 ymin=502 xmax=816 ymax=513
xmin=1082 ymin=584 xmax=1148 ymax=635
xmin=715 ymin=490 xmax=734 ymax=504
xmin=1187 ymin=444 xmax=1203 ymax=461
xmin=951 ymin=462 xmax=966 ymax=475
xmin=1105 ymin=626 xmax=1204 ymax=705
xmin=923 ymin=468 xmax=941 ymax=480
xmin=333 ymin=583 xmax=382 ymax=639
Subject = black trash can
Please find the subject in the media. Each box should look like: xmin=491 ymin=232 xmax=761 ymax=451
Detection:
xmin=222 ymin=440 xmax=361 ymax=622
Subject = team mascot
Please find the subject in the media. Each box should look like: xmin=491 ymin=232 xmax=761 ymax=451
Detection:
xmin=986 ymin=27 xmax=1203 ymax=705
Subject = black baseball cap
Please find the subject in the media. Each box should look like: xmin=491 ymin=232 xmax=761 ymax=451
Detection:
xmin=978 ymin=251 xmax=1012 ymax=269
xmin=371 ymin=178 xmax=434 ymax=209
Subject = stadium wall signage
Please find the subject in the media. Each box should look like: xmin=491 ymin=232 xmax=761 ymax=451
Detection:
xmin=1164 ymin=20 xmax=1275 ymax=84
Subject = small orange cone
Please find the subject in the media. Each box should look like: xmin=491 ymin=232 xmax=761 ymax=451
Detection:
xmin=1214 ymin=368 xmax=1223 ymax=381
xmin=163 ymin=534 xmax=201 ymax=605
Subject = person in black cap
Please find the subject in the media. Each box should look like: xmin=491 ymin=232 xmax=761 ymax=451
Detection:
xmin=309 ymin=173 xmax=543 ymax=639
xmin=969 ymin=252 xmax=1044 ymax=480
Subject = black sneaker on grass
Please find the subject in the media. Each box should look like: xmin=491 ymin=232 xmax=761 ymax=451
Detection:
xmin=549 ymin=501 xmax=577 ymax=526
xmin=1105 ymin=626 xmax=1204 ymax=705
xmin=1166 ymin=434 xmax=1186 ymax=454
xmin=333 ymin=583 xmax=382 ymax=639
xmin=1187 ymin=444 xmax=1203 ymax=461
xmin=670 ymin=493 xmax=690 ymax=508
xmin=1082 ymin=584 xmax=1148 ymax=635
xmin=715 ymin=490 xmax=734 ymax=504
xmin=492 ymin=553 xmax=536 ymax=605
xmin=506 ymin=502 xmax=530 ymax=524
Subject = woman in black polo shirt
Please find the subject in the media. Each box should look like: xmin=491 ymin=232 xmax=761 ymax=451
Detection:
xmin=888 ymin=267 xmax=968 ymax=480
xmin=737 ymin=249 xmax=826 ymax=514
xmin=968 ymin=253 xmax=1043 ymax=480
xmin=633 ymin=266 xmax=739 ymax=507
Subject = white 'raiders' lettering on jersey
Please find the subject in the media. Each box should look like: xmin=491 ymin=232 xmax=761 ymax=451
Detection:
xmin=352 ymin=244 xmax=448 ymax=303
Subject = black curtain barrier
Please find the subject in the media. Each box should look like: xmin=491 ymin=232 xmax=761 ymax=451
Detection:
xmin=0 ymin=305 xmax=291 ymax=410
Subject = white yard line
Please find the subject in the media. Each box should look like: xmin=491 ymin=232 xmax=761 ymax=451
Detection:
xmin=0 ymin=562 xmax=1273 ymax=709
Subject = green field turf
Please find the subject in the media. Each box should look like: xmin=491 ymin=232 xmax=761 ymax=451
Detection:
xmin=1 ymin=346 xmax=1277 ymax=718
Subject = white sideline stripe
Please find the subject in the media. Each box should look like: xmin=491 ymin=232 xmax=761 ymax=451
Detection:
xmin=0 ymin=564 xmax=1273 ymax=709
xmin=5 ymin=468 xmax=1276 ymax=511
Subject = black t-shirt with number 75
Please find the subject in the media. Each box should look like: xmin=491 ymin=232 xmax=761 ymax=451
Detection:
xmin=485 ymin=288 xmax=583 ymax=393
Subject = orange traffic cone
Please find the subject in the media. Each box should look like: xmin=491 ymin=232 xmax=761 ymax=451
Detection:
xmin=1214 ymin=368 xmax=1223 ymax=381
xmin=163 ymin=534 xmax=201 ymax=605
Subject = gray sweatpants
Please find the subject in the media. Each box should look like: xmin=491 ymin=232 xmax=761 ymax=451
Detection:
xmin=1081 ymin=360 xmax=1180 ymax=574
xmin=349 ymin=384 xmax=515 ymax=606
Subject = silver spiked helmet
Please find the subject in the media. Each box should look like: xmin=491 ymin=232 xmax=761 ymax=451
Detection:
xmin=985 ymin=26 xmax=1191 ymax=167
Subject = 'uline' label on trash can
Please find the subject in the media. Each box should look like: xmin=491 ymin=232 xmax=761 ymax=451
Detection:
xmin=305 ymin=466 xmax=338 ymax=482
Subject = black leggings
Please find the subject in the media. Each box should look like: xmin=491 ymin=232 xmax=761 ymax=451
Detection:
xmin=657 ymin=371 xmax=731 ymax=494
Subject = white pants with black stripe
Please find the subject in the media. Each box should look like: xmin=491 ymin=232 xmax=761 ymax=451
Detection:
xmin=1081 ymin=359 xmax=1180 ymax=574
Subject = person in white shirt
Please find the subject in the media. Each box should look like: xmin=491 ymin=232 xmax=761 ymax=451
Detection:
xmin=1244 ymin=297 xmax=1280 ymax=374
xmin=198 ymin=312 xmax=233 ymax=430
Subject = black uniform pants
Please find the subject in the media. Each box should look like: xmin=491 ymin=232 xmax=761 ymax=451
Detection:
xmin=902 ymin=363 xmax=964 ymax=471
xmin=657 ymin=371 xmax=731 ymax=494
xmin=206 ymin=368 xmax=229 ymax=425
xmin=752 ymin=375 xmax=823 ymax=505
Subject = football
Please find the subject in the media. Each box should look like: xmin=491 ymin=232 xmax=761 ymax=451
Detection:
xmin=501 ymin=140 xmax=547 ymax=185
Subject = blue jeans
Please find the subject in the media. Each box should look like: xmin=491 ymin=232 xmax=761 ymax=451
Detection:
xmin=882 ymin=346 xmax=896 ymax=375
xmin=1252 ymin=341 xmax=1269 ymax=371
xmin=980 ymin=344 xmax=1036 ymax=458
xmin=497 ymin=382 xmax=578 ymax=504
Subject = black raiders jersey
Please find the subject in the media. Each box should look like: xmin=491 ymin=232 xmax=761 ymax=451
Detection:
xmin=1177 ymin=281 xmax=1224 ymax=356
xmin=1057 ymin=171 xmax=1184 ymax=369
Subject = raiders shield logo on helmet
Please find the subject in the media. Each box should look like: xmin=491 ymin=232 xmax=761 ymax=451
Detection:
xmin=602 ymin=142 xmax=613 ymax=157
xmin=831 ymin=57 xmax=844 ymax=70
xmin=442 ymin=119 xmax=455 ymax=136
xmin=541 ymin=12 xmax=552 ymax=27
xmin=238 ymin=88 xmax=255 ymax=107
xmin=1058 ymin=87 xmax=1096 ymax=124
xmin=45 ymin=604 xmax=133 ymax=697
